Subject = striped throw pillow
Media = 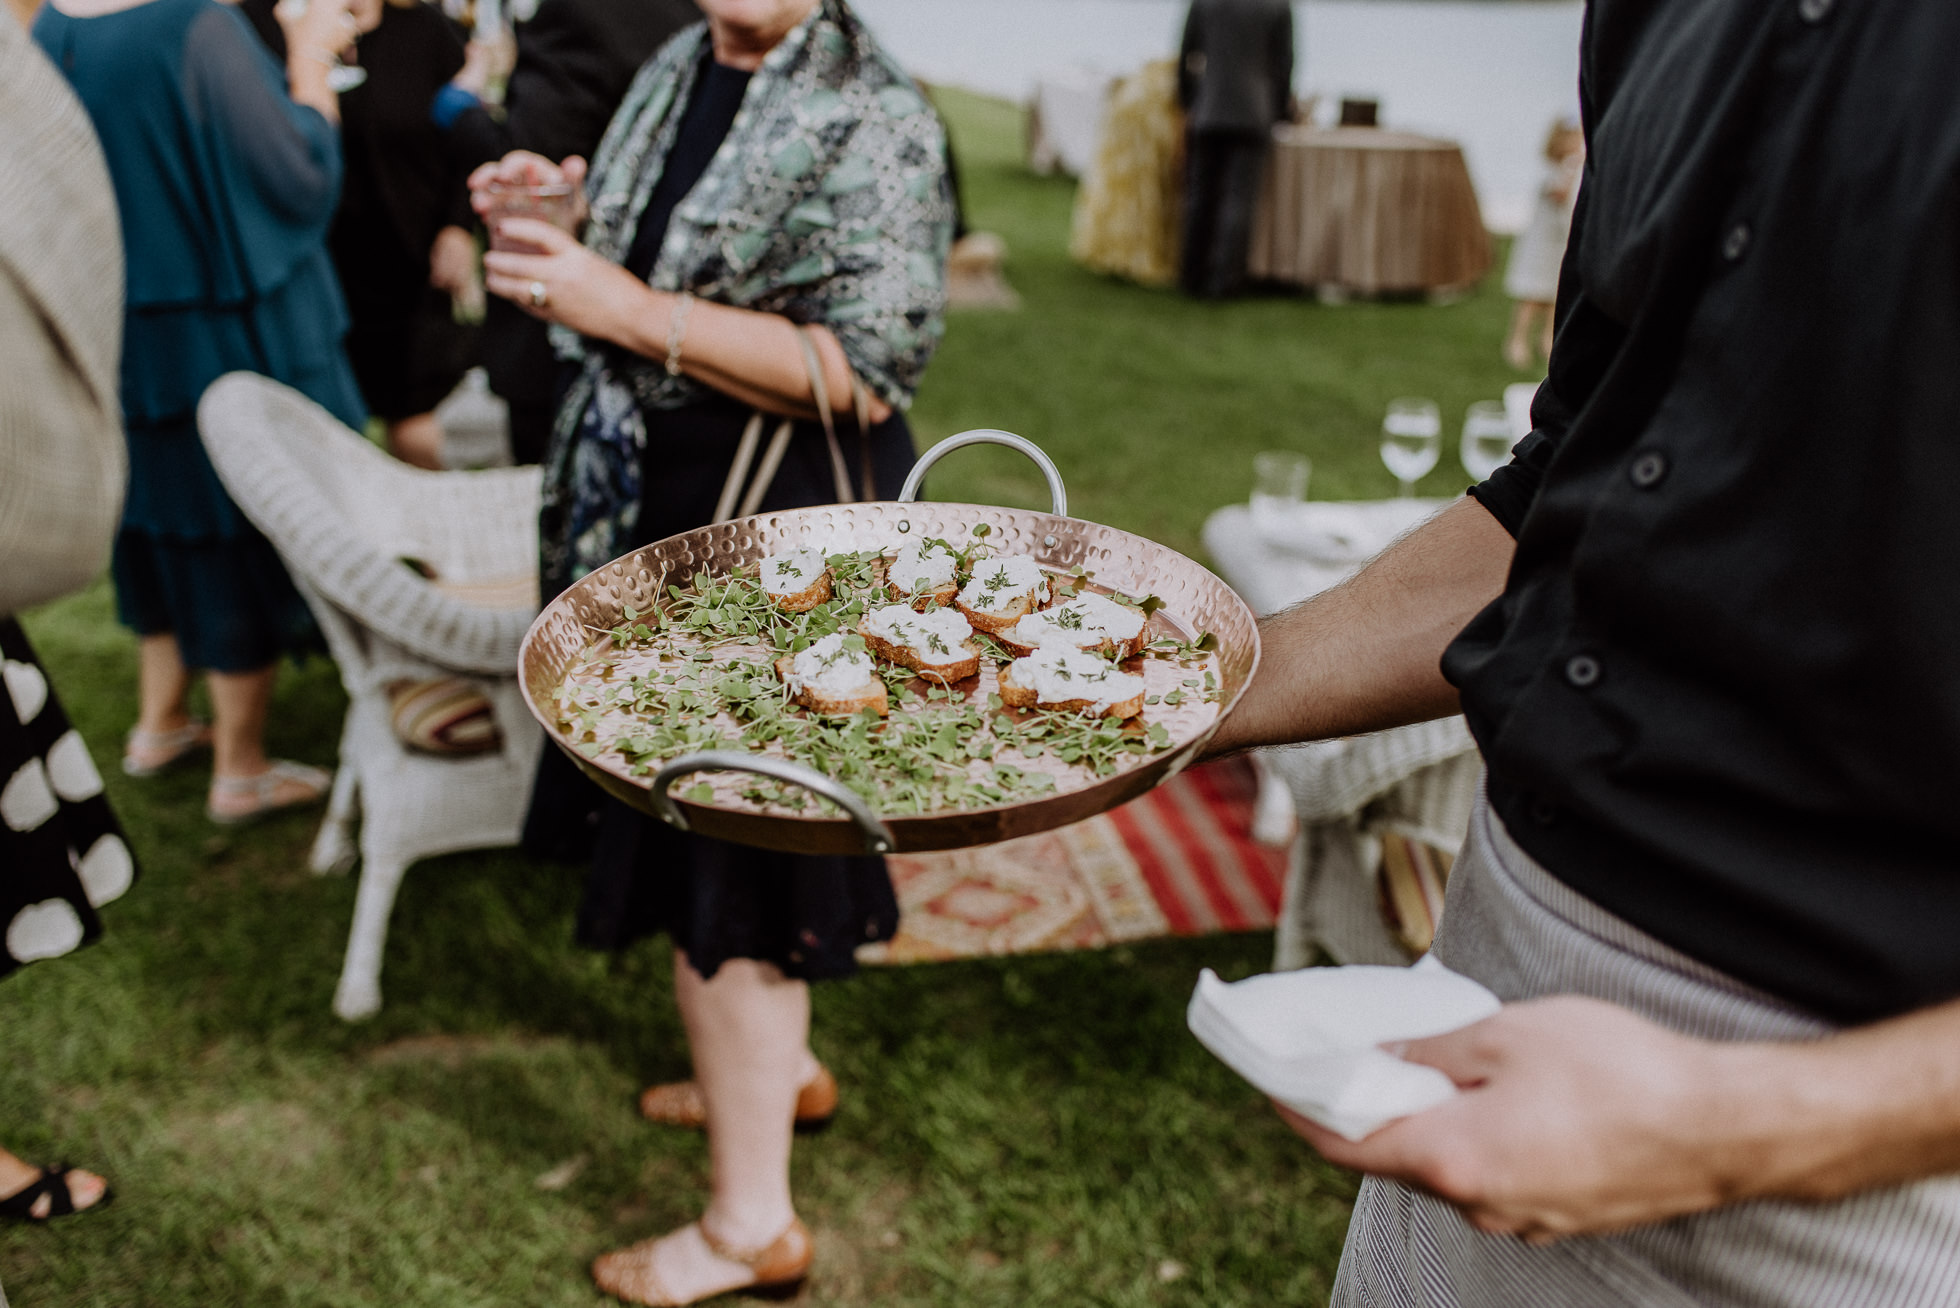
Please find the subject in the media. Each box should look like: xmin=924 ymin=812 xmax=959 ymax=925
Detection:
xmin=386 ymin=678 xmax=501 ymax=756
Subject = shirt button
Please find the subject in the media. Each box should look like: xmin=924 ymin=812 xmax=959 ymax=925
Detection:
xmin=1798 ymin=0 xmax=1833 ymax=21
xmin=1630 ymin=452 xmax=1668 ymax=488
xmin=1564 ymin=654 xmax=1602 ymax=688
xmin=1722 ymin=223 xmax=1752 ymax=262
xmin=1529 ymin=798 xmax=1559 ymax=826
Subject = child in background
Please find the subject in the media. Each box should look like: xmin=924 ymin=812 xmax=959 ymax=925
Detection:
xmin=1503 ymin=118 xmax=1584 ymax=372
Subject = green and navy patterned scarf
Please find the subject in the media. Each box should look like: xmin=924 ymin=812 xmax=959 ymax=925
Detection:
xmin=542 ymin=0 xmax=954 ymax=591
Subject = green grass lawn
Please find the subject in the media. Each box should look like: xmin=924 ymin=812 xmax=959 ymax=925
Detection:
xmin=2 ymin=91 xmax=1522 ymax=1306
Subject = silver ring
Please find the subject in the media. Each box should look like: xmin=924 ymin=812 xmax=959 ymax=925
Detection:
xmin=528 ymin=280 xmax=549 ymax=309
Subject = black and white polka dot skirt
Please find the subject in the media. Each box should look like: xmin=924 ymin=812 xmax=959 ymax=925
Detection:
xmin=1 ymin=617 xmax=136 ymax=979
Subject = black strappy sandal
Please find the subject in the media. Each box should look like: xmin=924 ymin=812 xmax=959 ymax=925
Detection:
xmin=0 ymin=1165 xmax=111 ymax=1223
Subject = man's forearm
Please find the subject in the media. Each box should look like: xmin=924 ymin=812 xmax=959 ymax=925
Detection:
xmin=1716 ymin=995 xmax=1960 ymax=1205
xmin=1206 ymin=496 xmax=1515 ymax=755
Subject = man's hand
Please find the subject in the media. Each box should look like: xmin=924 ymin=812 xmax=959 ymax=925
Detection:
xmin=1278 ymin=990 xmax=1960 ymax=1244
xmin=480 ymin=218 xmax=649 ymax=343
xmin=1277 ymin=998 xmax=1740 ymax=1242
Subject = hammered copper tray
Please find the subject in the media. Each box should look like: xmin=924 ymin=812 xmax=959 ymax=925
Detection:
xmin=518 ymin=432 xmax=1260 ymax=855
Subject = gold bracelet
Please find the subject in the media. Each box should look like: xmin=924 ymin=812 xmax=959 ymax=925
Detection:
xmin=665 ymin=290 xmax=694 ymax=377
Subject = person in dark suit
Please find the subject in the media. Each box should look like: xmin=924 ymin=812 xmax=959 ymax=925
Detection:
xmin=1177 ymin=0 xmax=1293 ymax=298
xmin=436 ymin=0 xmax=699 ymax=464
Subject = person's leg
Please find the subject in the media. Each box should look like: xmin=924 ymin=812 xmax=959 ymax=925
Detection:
xmin=1180 ymin=131 xmax=1227 ymax=297
xmin=386 ymin=413 xmax=446 ymax=471
xmin=595 ymin=953 xmax=814 ymax=1303
xmin=207 ymin=663 xmax=278 ymax=779
xmin=1504 ymin=301 xmax=1540 ymax=371
xmin=203 ymin=663 xmax=326 ymax=818
xmin=0 ymin=1145 xmax=105 ymax=1220
xmin=1539 ymin=302 xmax=1557 ymax=362
xmin=1207 ymin=134 xmax=1267 ymax=298
xmin=135 ymin=633 xmax=194 ymax=736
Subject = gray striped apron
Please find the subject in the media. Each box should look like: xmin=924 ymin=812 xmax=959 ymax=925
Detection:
xmin=1333 ymin=787 xmax=1960 ymax=1308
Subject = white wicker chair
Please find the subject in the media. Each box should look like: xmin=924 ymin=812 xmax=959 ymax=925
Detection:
xmin=198 ymin=373 xmax=544 ymax=1020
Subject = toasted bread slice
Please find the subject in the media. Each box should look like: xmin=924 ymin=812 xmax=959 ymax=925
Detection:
xmin=884 ymin=540 xmax=961 ymax=609
xmin=774 ymin=654 xmax=888 ymax=716
xmin=887 ymin=579 xmax=960 ymax=608
xmin=759 ymin=548 xmax=832 ymax=612
xmin=998 ymin=659 xmax=1144 ymax=721
xmin=860 ymin=625 xmax=983 ymax=685
xmin=998 ymin=592 xmax=1149 ymax=660
xmin=955 ymin=555 xmax=1052 ymax=634
xmin=769 ymin=570 xmax=832 ymax=613
xmin=996 ymin=625 xmax=1144 ymax=661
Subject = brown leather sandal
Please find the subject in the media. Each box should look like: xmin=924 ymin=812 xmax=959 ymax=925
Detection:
xmin=639 ymin=1064 xmax=837 ymax=1134
xmin=591 ymin=1217 xmax=812 ymax=1306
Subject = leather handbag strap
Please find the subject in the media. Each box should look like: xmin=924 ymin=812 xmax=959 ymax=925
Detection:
xmin=711 ymin=411 xmax=767 ymax=524
xmin=848 ymin=369 xmax=874 ymax=500
xmin=794 ymin=324 xmax=857 ymax=505
xmin=711 ymin=326 xmax=870 ymax=522
xmin=736 ymin=418 xmax=796 ymax=520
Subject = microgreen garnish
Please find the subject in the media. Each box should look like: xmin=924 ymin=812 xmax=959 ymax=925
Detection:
xmin=556 ymin=547 xmax=1226 ymax=818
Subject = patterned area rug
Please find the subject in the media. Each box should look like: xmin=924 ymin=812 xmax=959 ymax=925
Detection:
xmin=860 ymin=757 xmax=1287 ymax=964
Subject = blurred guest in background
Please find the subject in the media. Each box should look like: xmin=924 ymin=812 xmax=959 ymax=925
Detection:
xmin=242 ymin=0 xmax=479 ymax=470
xmin=0 ymin=0 xmax=130 ymax=1230
xmin=1177 ymin=0 xmax=1293 ymax=299
xmin=436 ymin=0 xmax=699 ymax=464
xmin=36 ymin=0 xmax=362 ymax=824
xmin=471 ymin=0 xmax=952 ymax=1299
xmin=1502 ymin=117 xmax=1582 ymax=372
xmin=245 ymin=0 xmax=482 ymax=469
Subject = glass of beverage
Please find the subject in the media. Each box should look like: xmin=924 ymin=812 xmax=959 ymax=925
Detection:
xmin=1460 ymin=400 xmax=1517 ymax=481
xmin=275 ymin=0 xmax=367 ymax=91
xmin=1381 ymin=398 xmax=1441 ymax=497
xmin=481 ymin=180 xmax=578 ymax=251
xmin=1251 ymin=451 xmax=1311 ymax=539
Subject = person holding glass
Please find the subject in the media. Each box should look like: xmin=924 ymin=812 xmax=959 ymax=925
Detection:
xmin=470 ymin=0 xmax=952 ymax=1300
xmin=35 ymin=0 xmax=365 ymax=823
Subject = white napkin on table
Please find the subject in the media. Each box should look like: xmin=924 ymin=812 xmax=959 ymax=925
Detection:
xmin=1187 ymin=957 xmax=1501 ymax=1141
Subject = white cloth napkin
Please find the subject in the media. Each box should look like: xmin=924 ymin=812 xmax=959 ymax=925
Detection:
xmin=1254 ymin=500 xmax=1439 ymax=564
xmin=1187 ymin=958 xmax=1501 ymax=1140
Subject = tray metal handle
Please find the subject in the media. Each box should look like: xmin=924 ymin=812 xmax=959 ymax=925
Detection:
xmin=897 ymin=430 xmax=1069 ymax=518
xmin=650 ymin=751 xmax=896 ymax=855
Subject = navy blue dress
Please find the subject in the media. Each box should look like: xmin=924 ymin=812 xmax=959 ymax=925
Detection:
xmin=36 ymin=0 xmax=367 ymax=672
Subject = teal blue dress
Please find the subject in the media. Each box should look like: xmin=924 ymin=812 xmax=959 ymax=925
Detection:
xmin=36 ymin=0 xmax=366 ymax=672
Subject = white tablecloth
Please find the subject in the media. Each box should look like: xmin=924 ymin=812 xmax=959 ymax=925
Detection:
xmin=1028 ymin=68 xmax=1110 ymax=178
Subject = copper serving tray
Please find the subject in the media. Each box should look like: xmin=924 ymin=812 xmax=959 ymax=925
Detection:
xmin=518 ymin=432 xmax=1260 ymax=855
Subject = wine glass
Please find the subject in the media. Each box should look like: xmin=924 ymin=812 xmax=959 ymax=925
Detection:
xmin=1250 ymin=451 xmax=1311 ymax=541
xmin=1460 ymin=400 xmax=1517 ymax=481
xmin=1381 ymin=398 xmax=1441 ymax=497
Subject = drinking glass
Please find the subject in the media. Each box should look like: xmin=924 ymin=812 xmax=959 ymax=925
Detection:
xmin=482 ymin=181 xmax=578 ymax=251
xmin=275 ymin=0 xmax=367 ymax=91
xmin=1381 ymin=398 xmax=1441 ymax=497
xmin=1460 ymin=400 xmax=1517 ymax=480
xmin=1251 ymin=451 xmax=1311 ymax=539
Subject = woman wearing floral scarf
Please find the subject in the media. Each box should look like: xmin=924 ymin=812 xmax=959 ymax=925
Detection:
xmin=471 ymin=0 xmax=952 ymax=1302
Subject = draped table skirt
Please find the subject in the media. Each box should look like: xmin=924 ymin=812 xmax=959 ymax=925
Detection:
xmin=1249 ymin=126 xmax=1493 ymax=296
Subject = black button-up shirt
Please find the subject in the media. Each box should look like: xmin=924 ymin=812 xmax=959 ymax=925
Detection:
xmin=1443 ymin=0 xmax=1960 ymax=1024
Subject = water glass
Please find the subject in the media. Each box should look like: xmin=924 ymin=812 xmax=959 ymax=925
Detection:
xmin=1381 ymin=399 xmax=1441 ymax=497
xmin=1251 ymin=451 xmax=1311 ymax=539
xmin=1460 ymin=400 xmax=1516 ymax=480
